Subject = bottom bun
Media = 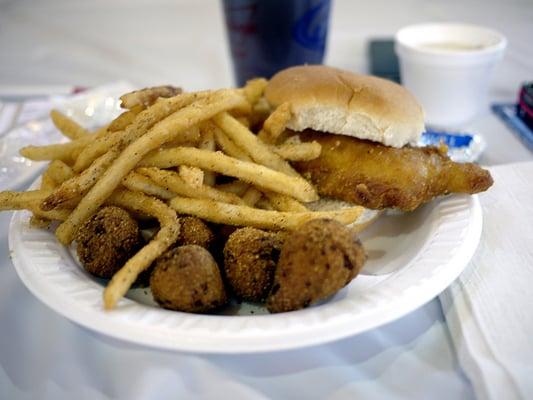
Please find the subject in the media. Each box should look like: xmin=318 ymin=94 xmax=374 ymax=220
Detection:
xmin=307 ymin=198 xmax=382 ymax=232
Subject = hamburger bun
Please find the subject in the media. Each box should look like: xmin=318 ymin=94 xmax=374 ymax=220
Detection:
xmin=265 ymin=65 xmax=425 ymax=148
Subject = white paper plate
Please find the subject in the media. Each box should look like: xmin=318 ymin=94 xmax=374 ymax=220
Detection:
xmin=9 ymin=190 xmax=482 ymax=353
xmin=0 ymin=82 xmax=133 ymax=191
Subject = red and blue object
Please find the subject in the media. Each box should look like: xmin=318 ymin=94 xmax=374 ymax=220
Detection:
xmin=222 ymin=0 xmax=331 ymax=86
xmin=492 ymin=82 xmax=533 ymax=152
xmin=517 ymin=82 xmax=533 ymax=130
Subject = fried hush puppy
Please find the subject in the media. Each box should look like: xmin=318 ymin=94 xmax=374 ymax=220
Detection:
xmin=176 ymin=216 xmax=214 ymax=249
xmin=150 ymin=245 xmax=227 ymax=313
xmin=267 ymin=219 xmax=366 ymax=313
xmin=223 ymin=227 xmax=284 ymax=302
xmin=75 ymin=206 xmax=143 ymax=279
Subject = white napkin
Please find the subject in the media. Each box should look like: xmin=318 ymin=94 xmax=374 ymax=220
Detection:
xmin=439 ymin=161 xmax=533 ymax=400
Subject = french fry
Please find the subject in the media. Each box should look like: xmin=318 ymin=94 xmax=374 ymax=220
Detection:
xmin=55 ymin=89 xmax=247 ymax=245
xmin=236 ymin=117 xmax=250 ymax=128
xmin=0 ymin=189 xmax=72 ymax=221
xmin=139 ymin=147 xmax=318 ymax=202
xmin=46 ymin=160 xmax=75 ymax=184
xmin=40 ymin=172 xmax=57 ymax=191
xmin=210 ymin=121 xmax=252 ymax=162
xmin=169 ymin=196 xmax=364 ymax=230
xmin=178 ymin=165 xmax=204 ymax=188
xmin=20 ymin=136 xmax=94 ymax=162
xmin=255 ymin=197 xmax=274 ymax=210
xmin=104 ymin=189 xmax=180 ymax=309
xmin=263 ymin=191 xmax=308 ymax=212
xmin=72 ymin=131 xmax=126 ymax=172
xmin=249 ymin=97 xmax=271 ymax=128
xmin=72 ymin=92 xmax=209 ymax=173
xmin=260 ymin=102 xmax=292 ymax=143
xmin=198 ymin=124 xmax=216 ymax=186
xmin=216 ymin=181 xmax=249 ymax=196
xmin=243 ymin=78 xmax=268 ymax=105
xmin=32 ymin=161 xmax=75 ymax=225
xmin=92 ymin=124 xmax=110 ymax=137
xmin=107 ymin=104 xmax=143 ymax=132
xmin=163 ymin=126 xmax=201 ymax=149
xmin=121 ymin=171 xmax=175 ymax=200
xmin=50 ymin=110 xmax=90 ymax=140
xmin=27 ymin=124 xmax=110 ymax=164
xmin=213 ymin=112 xmax=299 ymax=177
xmin=0 ymin=190 xmax=52 ymax=211
xmin=29 ymin=216 xmax=52 ymax=228
xmin=30 ymin=207 xmax=71 ymax=221
xmin=120 ymin=85 xmax=182 ymax=109
xmin=138 ymin=167 xmax=244 ymax=205
xmin=0 ymin=187 xmax=68 ymax=223
xmin=31 ymin=172 xmax=56 ymax=227
xmin=272 ymin=141 xmax=321 ymax=161
xmin=241 ymin=187 xmax=262 ymax=207
xmin=41 ymin=149 xmax=120 ymax=211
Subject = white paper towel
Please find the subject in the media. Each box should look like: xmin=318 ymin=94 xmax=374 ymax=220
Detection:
xmin=440 ymin=161 xmax=533 ymax=400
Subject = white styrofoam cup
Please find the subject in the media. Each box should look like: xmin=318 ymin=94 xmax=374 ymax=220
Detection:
xmin=395 ymin=23 xmax=507 ymax=127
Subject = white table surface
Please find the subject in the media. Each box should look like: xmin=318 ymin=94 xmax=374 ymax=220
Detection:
xmin=0 ymin=1 xmax=531 ymax=399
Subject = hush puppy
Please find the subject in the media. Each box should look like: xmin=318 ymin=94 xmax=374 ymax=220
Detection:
xmin=267 ymin=219 xmax=366 ymax=313
xmin=176 ymin=216 xmax=214 ymax=249
xmin=150 ymin=245 xmax=227 ymax=313
xmin=223 ymin=227 xmax=284 ymax=302
xmin=75 ymin=206 xmax=143 ymax=279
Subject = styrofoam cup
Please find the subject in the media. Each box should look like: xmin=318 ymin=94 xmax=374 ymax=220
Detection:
xmin=395 ymin=23 xmax=507 ymax=127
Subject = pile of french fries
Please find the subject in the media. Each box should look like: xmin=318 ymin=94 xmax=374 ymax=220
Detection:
xmin=0 ymin=81 xmax=364 ymax=310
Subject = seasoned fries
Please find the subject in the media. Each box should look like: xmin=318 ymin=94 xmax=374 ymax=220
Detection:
xmin=263 ymin=191 xmax=308 ymax=212
xmin=198 ymin=124 xmax=216 ymax=186
xmin=211 ymin=121 xmax=252 ymax=162
xmin=138 ymin=167 xmax=244 ymax=205
xmin=55 ymin=89 xmax=247 ymax=245
xmin=261 ymin=102 xmax=292 ymax=143
xmin=72 ymin=92 xmax=206 ymax=172
xmin=46 ymin=160 xmax=75 ymax=184
xmin=169 ymin=197 xmax=364 ymax=230
xmin=107 ymin=105 xmax=143 ymax=132
xmin=178 ymin=165 xmax=204 ymax=188
xmin=50 ymin=110 xmax=90 ymax=140
xmin=241 ymin=187 xmax=263 ymax=207
xmin=0 ymin=190 xmax=52 ymax=211
xmin=20 ymin=136 xmax=94 ymax=162
xmin=216 ymin=180 xmax=249 ymax=196
xmin=272 ymin=141 xmax=322 ymax=161
xmin=213 ymin=112 xmax=298 ymax=176
xmin=42 ymin=149 xmax=120 ymax=211
xmin=139 ymin=147 xmax=318 ymax=202
xmin=2 ymin=79 xmax=375 ymax=312
xmin=121 ymin=171 xmax=175 ymax=200
xmin=243 ymin=78 xmax=268 ymax=105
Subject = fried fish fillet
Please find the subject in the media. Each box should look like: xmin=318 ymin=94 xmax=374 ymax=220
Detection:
xmin=293 ymin=131 xmax=493 ymax=211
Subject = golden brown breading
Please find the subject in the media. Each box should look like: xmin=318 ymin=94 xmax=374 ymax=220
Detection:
xmin=176 ymin=216 xmax=214 ymax=249
xmin=150 ymin=245 xmax=226 ymax=313
xmin=294 ymin=131 xmax=493 ymax=211
xmin=267 ymin=219 xmax=366 ymax=313
xmin=223 ymin=227 xmax=284 ymax=302
xmin=75 ymin=206 xmax=143 ymax=278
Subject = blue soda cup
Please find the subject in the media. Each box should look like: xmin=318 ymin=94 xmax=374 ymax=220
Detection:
xmin=222 ymin=0 xmax=331 ymax=86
